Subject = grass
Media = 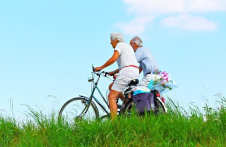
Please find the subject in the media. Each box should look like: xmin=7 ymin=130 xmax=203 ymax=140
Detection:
xmin=0 ymin=98 xmax=225 ymax=147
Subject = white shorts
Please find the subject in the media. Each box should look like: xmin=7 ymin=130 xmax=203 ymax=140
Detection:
xmin=111 ymin=67 xmax=139 ymax=92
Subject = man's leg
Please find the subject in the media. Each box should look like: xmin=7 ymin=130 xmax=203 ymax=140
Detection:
xmin=108 ymin=89 xmax=121 ymax=119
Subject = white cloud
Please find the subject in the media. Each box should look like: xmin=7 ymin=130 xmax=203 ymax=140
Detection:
xmin=115 ymin=0 xmax=225 ymax=34
xmin=161 ymin=14 xmax=217 ymax=31
xmin=123 ymin=0 xmax=226 ymax=14
xmin=115 ymin=16 xmax=154 ymax=35
xmin=188 ymin=0 xmax=226 ymax=12
xmin=123 ymin=0 xmax=186 ymax=14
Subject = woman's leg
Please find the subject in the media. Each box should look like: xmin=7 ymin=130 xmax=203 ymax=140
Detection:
xmin=109 ymin=82 xmax=125 ymax=101
xmin=108 ymin=89 xmax=121 ymax=119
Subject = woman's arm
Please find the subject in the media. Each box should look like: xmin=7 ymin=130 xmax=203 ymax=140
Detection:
xmin=94 ymin=50 xmax=120 ymax=72
xmin=108 ymin=68 xmax=120 ymax=76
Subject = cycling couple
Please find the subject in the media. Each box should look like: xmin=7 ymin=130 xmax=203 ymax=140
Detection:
xmin=94 ymin=33 xmax=158 ymax=119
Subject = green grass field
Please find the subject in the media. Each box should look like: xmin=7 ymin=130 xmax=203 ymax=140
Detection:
xmin=0 ymin=98 xmax=225 ymax=147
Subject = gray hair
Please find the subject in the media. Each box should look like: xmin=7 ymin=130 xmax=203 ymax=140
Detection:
xmin=131 ymin=36 xmax=143 ymax=47
xmin=110 ymin=33 xmax=124 ymax=42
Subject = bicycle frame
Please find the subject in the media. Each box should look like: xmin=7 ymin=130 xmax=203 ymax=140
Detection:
xmin=80 ymin=71 xmax=111 ymax=116
xmin=78 ymin=71 xmax=167 ymax=117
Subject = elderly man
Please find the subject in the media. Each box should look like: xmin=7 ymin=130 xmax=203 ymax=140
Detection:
xmin=130 ymin=36 xmax=159 ymax=83
xmin=94 ymin=33 xmax=139 ymax=118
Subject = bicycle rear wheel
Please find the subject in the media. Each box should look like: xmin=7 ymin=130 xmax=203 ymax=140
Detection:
xmin=121 ymin=97 xmax=167 ymax=116
xmin=154 ymin=97 xmax=167 ymax=114
xmin=58 ymin=97 xmax=99 ymax=123
xmin=119 ymin=99 xmax=135 ymax=115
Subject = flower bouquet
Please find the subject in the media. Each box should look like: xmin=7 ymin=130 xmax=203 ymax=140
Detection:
xmin=139 ymin=71 xmax=176 ymax=93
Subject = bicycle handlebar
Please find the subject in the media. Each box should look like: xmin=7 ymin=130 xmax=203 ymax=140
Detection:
xmin=92 ymin=71 xmax=110 ymax=77
xmin=91 ymin=65 xmax=114 ymax=82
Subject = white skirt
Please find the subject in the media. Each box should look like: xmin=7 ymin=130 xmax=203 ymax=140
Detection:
xmin=112 ymin=67 xmax=139 ymax=92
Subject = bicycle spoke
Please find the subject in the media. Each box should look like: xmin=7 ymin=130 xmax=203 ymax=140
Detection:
xmin=59 ymin=97 xmax=99 ymax=123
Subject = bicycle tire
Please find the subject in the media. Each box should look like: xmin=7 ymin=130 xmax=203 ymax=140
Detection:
xmin=100 ymin=114 xmax=110 ymax=121
xmin=119 ymin=99 xmax=135 ymax=115
xmin=121 ymin=97 xmax=167 ymax=115
xmin=58 ymin=97 xmax=99 ymax=122
xmin=154 ymin=97 xmax=167 ymax=114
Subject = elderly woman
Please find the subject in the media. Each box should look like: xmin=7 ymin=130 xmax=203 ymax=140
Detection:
xmin=94 ymin=33 xmax=139 ymax=119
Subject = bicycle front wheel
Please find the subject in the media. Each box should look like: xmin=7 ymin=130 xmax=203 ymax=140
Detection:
xmin=58 ymin=97 xmax=99 ymax=123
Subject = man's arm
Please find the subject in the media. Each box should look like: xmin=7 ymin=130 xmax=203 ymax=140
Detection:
xmin=139 ymin=67 xmax=143 ymax=74
xmin=94 ymin=50 xmax=120 ymax=72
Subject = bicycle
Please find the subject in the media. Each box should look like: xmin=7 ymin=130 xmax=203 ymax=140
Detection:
xmin=58 ymin=67 xmax=167 ymax=122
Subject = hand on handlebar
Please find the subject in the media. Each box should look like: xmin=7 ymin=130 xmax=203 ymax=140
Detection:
xmin=93 ymin=66 xmax=103 ymax=72
xmin=92 ymin=65 xmax=116 ymax=79
xmin=107 ymin=71 xmax=117 ymax=80
xmin=107 ymin=71 xmax=115 ymax=76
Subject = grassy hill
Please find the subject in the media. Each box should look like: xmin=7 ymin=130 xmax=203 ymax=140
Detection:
xmin=0 ymin=98 xmax=225 ymax=147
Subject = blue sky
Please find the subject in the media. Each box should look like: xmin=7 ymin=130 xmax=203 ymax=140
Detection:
xmin=0 ymin=0 xmax=226 ymax=119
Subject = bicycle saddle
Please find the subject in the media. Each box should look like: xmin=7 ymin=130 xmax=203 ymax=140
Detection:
xmin=128 ymin=79 xmax=139 ymax=86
